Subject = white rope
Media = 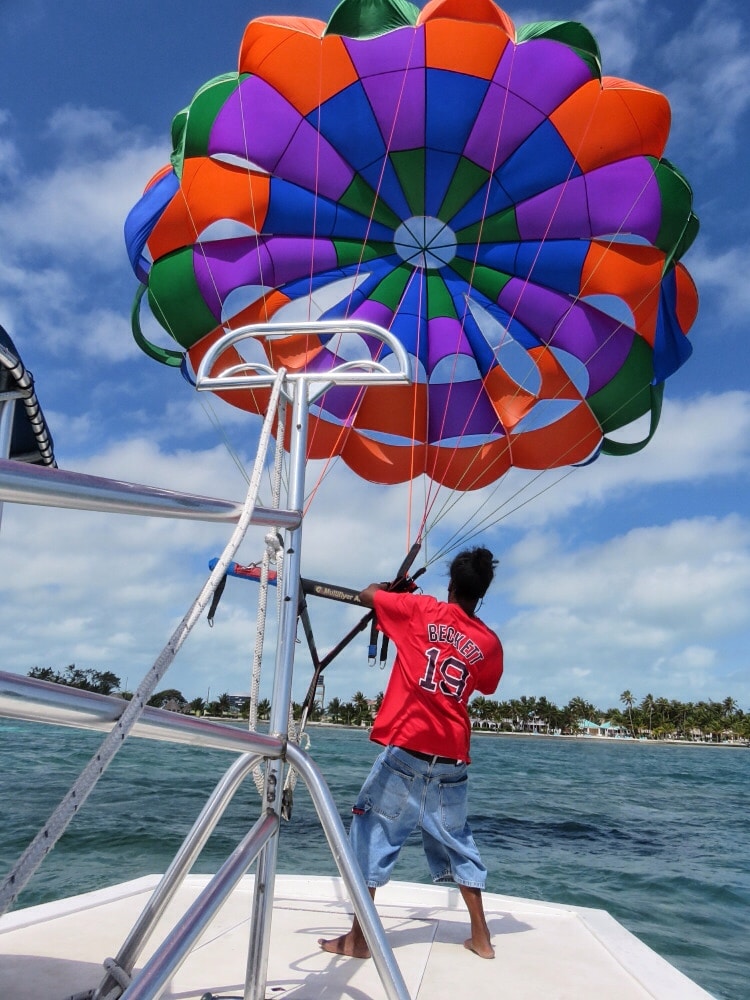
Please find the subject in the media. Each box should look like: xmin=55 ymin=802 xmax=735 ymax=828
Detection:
xmin=0 ymin=370 xmax=287 ymax=916
xmin=247 ymin=398 xmax=287 ymax=795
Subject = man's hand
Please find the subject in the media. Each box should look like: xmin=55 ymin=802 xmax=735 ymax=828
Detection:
xmin=357 ymin=582 xmax=388 ymax=608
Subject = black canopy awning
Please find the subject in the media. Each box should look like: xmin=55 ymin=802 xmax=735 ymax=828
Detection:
xmin=0 ymin=324 xmax=55 ymax=467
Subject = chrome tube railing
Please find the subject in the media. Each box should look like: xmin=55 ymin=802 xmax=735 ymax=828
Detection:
xmin=1 ymin=321 xmax=413 ymax=1000
xmin=122 ymin=812 xmax=280 ymax=1000
xmin=0 ymin=675 xmax=411 ymax=1000
xmin=93 ymin=752 xmax=265 ymax=1000
xmin=0 ymin=672 xmax=284 ymax=754
xmin=0 ymin=459 xmax=300 ymax=528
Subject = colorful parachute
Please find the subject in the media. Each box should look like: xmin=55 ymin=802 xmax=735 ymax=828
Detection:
xmin=125 ymin=0 xmax=699 ymax=491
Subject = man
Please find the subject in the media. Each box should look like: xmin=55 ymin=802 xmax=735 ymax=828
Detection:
xmin=319 ymin=546 xmax=503 ymax=960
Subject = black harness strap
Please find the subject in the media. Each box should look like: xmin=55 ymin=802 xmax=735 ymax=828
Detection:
xmin=206 ymin=572 xmax=228 ymax=627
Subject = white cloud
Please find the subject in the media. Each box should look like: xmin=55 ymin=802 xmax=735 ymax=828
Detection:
xmin=0 ymin=107 xmax=167 ymax=270
xmin=76 ymin=307 xmax=141 ymax=363
xmin=77 ymin=436 xmax=252 ymax=499
xmin=0 ymin=149 xmax=165 ymax=268
xmin=0 ymin=108 xmax=168 ymax=377
xmin=1 ymin=2 xmax=748 ymax=721
xmin=45 ymin=106 xmax=129 ymax=158
xmin=661 ymin=0 xmax=750 ymax=155
xmin=497 ymin=514 xmax=750 ymax=706
xmin=573 ymin=0 xmax=650 ymax=75
xmin=476 ymin=391 xmax=750 ymax=529
xmin=0 ymin=110 xmax=20 ymax=183
xmin=687 ymin=245 xmax=750 ymax=326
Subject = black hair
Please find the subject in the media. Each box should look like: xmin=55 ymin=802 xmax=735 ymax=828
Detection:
xmin=448 ymin=546 xmax=497 ymax=602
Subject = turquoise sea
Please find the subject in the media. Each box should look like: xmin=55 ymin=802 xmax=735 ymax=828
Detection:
xmin=1 ymin=720 xmax=748 ymax=1000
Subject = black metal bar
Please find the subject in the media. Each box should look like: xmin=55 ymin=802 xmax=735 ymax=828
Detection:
xmin=300 ymin=577 xmax=364 ymax=605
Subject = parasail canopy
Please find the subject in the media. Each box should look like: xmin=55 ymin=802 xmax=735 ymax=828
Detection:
xmin=125 ymin=0 xmax=699 ymax=493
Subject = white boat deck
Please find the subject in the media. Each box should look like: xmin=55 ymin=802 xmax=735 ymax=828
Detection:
xmin=0 ymin=873 xmax=714 ymax=999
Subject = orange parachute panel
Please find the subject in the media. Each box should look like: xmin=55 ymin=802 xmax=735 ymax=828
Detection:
xmin=186 ymin=290 xmax=292 ymax=412
xmin=582 ymin=242 xmax=665 ymax=344
xmin=509 ymin=402 xmax=602 ymax=469
xmin=147 ymin=161 xmax=270 ymax=261
xmin=426 ymin=438 xmax=513 ymax=491
xmin=266 ymin=333 xmax=329 ymax=371
xmin=419 ymin=0 xmax=515 ymax=36
xmin=351 ymin=382 xmax=428 ymax=437
xmin=483 ymin=366 xmax=538 ymax=430
xmin=551 ymin=78 xmax=670 ymax=173
xmin=674 ymin=263 xmax=700 ymax=333
xmin=240 ymin=20 xmax=358 ymax=116
xmin=423 ymin=17 xmax=511 ymax=79
xmin=186 ymin=324 xmax=271 ymax=416
xmin=324 ymin=423 xmax=425 ymax=486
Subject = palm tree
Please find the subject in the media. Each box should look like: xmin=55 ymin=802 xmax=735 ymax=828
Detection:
xmin=518 ymin=695 xmax=537 ymax=730
xmin=536 ymin=697 xmax=555 ymax=733
xmin=567 ymin=696 xmax=597 ymax=724
xmin=469 ymin=696 xmax=491 ymax=723
xmin=327 ymin=697 xmax=342 ymax=723
xmin=640 ymin=693 xmax=655 ymax=736
xmin=722 ymin=696 xmax=738 ymax=719
xmin=495 ymin=700 xmax=513 ymax=729
xmin=620 ymin=690 xmax=635 ymax=736
xmin=352 ymin=691 xmax=371 ymax=726
xmin=257 ymin=698 xmax=271 ymax=720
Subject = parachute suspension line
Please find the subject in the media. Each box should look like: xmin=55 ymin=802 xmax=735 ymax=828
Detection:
xmin=294 ymin=37 xmax=350 ymax=501
xmin=302 ymin=25 xmax=421 ymax=513
xmin=421 ymin=39 xmax=519 ymax=512
xmin=417 ymin=41 xmax=546 ymax=528
xmin=199 ymin=396 xmax=253 ymax=485
xmin=408 ymin=56 xmax=584 ymax=562
xmin=302 ymin=266 xmax=424 ymax=523
xmin=425 ymin=466 xmax=578 ymax=568
xmin=486 ymin=78 xmax=668 ymax=444
xmin=405 ymin=271 xmax=428 ymax=546
xmin=423 ymin=352 xmax=665 ymax=553
xmin=417 ymin=76 xmax=668 ymax=553
xmin=0 ymin=368 xmax=287 ymax=918
xmin=238 ymin=69 xmax=273 ymax=326
xmin=307 ymin=35 xmax=326 ymax=322
xmin=421 ymin=54 xmax=606 ymax=518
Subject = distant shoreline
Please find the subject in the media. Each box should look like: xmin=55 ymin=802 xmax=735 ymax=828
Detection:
xmin=205 ymin=718 xmax=748 ymax=748
xmin=469 ymin=729 xmax=749 ymax=748
xmin=311 ymin=722 xmax=749 ymax=747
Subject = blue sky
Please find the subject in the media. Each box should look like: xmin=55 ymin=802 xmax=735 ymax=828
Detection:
xmin=0 ymin=0 xmax=748 ymax=714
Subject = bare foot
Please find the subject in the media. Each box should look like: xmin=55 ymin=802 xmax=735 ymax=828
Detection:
xmin=464 ymin=937 xmax=495 ymax=959
xmin=318 ymin=933 xmax=371 ymax=959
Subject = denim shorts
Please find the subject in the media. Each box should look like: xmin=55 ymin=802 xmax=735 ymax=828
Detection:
xmin=349 ymin=745 xmax=487 ymax=889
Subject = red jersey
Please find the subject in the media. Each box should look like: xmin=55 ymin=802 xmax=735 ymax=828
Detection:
xmin=369 ymin=590 xmax=503 ymax=762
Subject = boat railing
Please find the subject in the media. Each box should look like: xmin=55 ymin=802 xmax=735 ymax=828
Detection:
xmin=0 ymin=672 xmax=410 ymax=1000
xmin=0 ymin=458 xmax=300 ymax=528
xmin=0 ymin=320 xmax=413 ymax=1000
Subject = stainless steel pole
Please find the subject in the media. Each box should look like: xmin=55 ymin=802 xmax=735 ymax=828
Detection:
xmin=122 ymin=812 xmax=279 ymax=1000
xmin=0 ymin=458 xmax=300 ymax=528
xmin=245 ymin=381 xmax=309 ymax=1000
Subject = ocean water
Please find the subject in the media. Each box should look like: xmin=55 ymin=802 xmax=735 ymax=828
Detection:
xmin=1 ymin=721 xmax=748 ymax=1000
